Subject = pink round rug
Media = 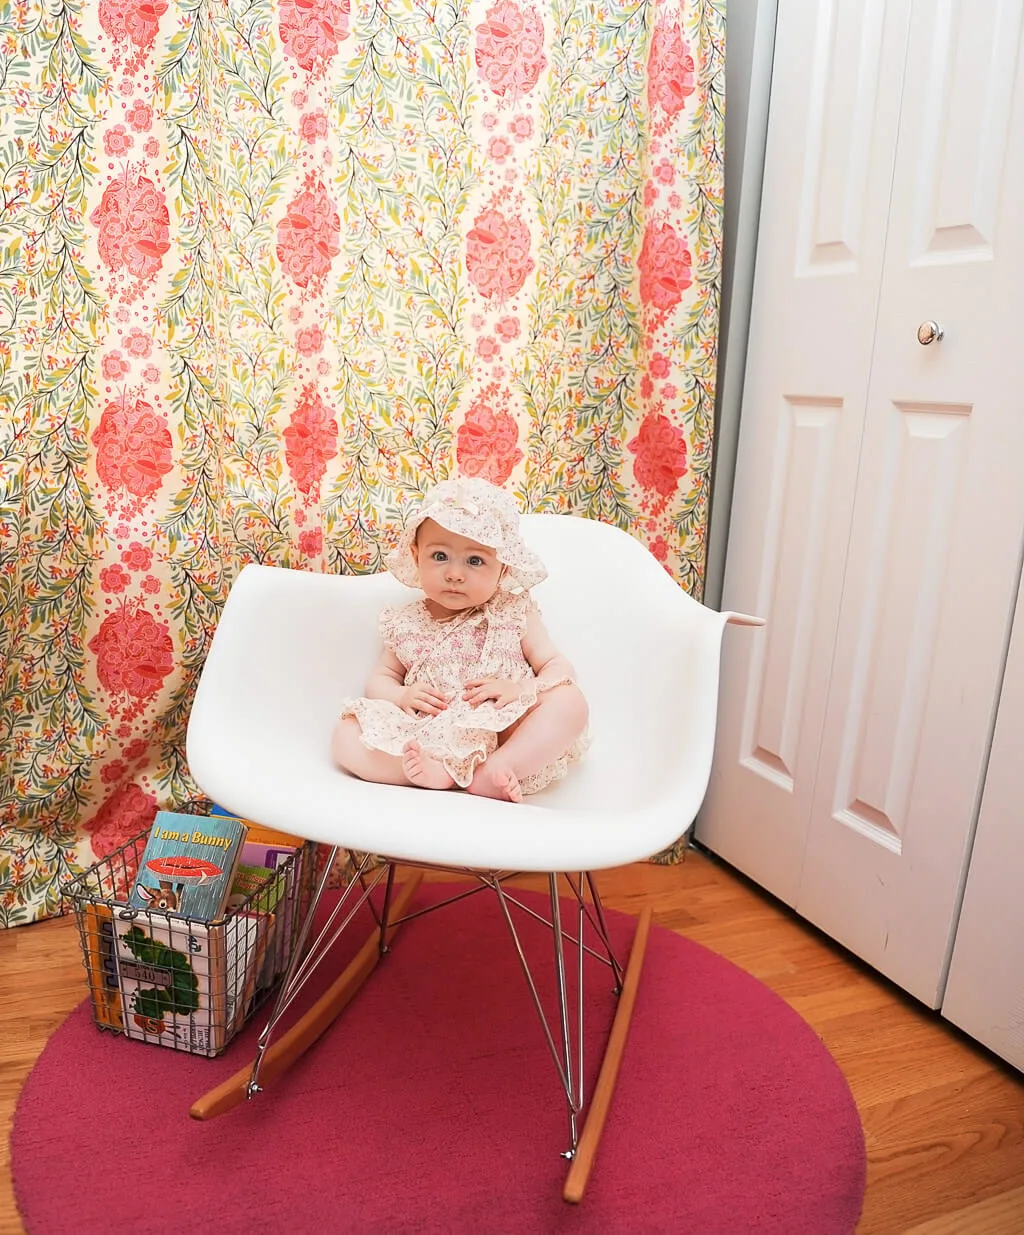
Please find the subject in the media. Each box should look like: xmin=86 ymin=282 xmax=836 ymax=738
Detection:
xmin=13 ymin=885 xmax=865 ymax=1233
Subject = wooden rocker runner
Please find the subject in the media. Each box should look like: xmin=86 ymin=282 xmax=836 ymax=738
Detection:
xmin=185 ymin=513 xmax=761 ymax=1200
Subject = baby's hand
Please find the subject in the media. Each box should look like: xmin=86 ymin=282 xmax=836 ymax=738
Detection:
xmin=398 ymin=684 xmax=450 ymax=716
xmin=462 ymin=677 xmax=527 ymax=709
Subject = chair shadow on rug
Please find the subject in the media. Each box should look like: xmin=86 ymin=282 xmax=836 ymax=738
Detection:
xmin=184 ymin=512 xmax=762 ymax=1202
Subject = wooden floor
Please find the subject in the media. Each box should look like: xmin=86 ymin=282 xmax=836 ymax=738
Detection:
xmin=2 ymin=847 xmax=1023 ymax=1234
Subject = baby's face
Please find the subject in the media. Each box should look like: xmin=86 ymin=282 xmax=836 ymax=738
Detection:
xmin=412 ymin=519 xmax=504 ymax=613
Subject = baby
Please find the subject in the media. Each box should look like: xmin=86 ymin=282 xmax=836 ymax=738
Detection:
xmin=331 ymin=477 xmax=589 ymax=803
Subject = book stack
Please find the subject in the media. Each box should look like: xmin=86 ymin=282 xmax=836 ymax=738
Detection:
xmin=94 ymin=810 xmax=304 ymax=1057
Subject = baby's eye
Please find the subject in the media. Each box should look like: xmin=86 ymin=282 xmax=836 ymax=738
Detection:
xmin=431 ymin=550 xmax=448 ymax=562
xmin=467 ymin=555 xmax=485 ymax=567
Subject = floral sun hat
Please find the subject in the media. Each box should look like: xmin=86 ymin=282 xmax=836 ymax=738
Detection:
xmin=387 ymin=477 xmax=547 ymax=591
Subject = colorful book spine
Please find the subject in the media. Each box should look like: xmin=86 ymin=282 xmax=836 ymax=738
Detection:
xmin=80 ymin=903 xmax=124 ymax=1031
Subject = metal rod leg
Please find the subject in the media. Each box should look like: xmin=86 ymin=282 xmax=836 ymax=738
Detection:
xmin=585 ymin=871 xmax=624 ymax=991
xmin=548 ymin=873 xmax=578 ymax=1157
xmin=378 ymin=862 xmax=396 ymax=956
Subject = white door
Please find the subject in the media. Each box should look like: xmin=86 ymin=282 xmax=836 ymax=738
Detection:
xmin=698 ymin=0 xmax=914 ymax=905
xmin=699 ymin=0 xmax=1024 ymax=1005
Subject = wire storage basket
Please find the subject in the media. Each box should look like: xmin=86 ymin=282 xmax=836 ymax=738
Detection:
xmin=62 ymin=827 xmax=317 ymax=1057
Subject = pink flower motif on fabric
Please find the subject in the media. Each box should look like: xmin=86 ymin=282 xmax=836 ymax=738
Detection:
xmin=300 ymin=110 xmax=329 ymax=143
xmin=637 ymin=221 xmax=693 ymax=313
xmin=101 ymin=760 xmax=126 ymax=784
xmin=84 ymin=783 xmax=158 ymax=861
xmin=648 ymin=21 xmax=696 ymax=118
xmin=279 ymin=0 xmax=350 ymax=75
xmin=103 ymin=125 xmax=134 ymax=157
xmin=102 ymin=351 xmax=130 ymax=381
xmin=508 ymin=114 xmax=534 ymax=141
xmin=284 ymin=384 xmax=338 ymax=494
xmin=296 ymin=324 xmax=325 ymax=356
xmin=121 ymin=541 xmax=153 ymax=570
xmin=649 ymin=535 xmax=670 ymax=562
xmin=628 ymin=412 xmax=688 ymax=498
xmin=88 ymin=603 xmax=174 ymax=700
xmin=276 ymin=177 xmax=341 ymax=293
xmin=456 ymin=384 xmax=524 ymax=484
xmin=100 ymin=563 xmax=131 ymax=593
xmin=92 ymin=395 xmax=173 ymax=499
xmin=298 ymin=528 xmax=323 ymax=557
xmin=127 ymin=100 xmax=153 ymax=132
xmin=89 ymin=173 xmax=171 ymax=282
xmin=466 ymin=205 xmax=535 ymax=301
xmin=495 ymin=315 xmax=520 ymax=341
xmin=487 ymin=135 xmax=513 ymax=162
xmin=98 ymin=0 xmax=168 ymax=51
xmin=475 ymin=1 xmax=547 ymax=99
xmin=124 ymin=329 xmax=152 ymax=357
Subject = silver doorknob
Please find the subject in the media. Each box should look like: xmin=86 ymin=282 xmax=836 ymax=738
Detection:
xmin=917 ymin=320 xmax=944 ymax=345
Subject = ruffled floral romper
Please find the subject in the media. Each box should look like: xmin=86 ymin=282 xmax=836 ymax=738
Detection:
xmin=340 ymin=589 xmax=586 ymax=794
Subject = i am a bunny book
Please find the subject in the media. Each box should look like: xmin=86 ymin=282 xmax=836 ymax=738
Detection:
xmin=128 ymin=811 xmax=248 ymax=922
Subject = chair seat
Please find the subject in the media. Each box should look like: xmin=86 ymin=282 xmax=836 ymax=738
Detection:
xmin=191 ymin=731 xmax=712 ymax=872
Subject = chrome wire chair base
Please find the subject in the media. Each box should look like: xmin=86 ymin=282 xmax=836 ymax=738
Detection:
xmin=189 ymin=852 xmax=652 ymax=1203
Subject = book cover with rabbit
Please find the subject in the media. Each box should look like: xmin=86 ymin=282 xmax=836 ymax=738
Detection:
xmin=128 ymin=811 xmax=247 ymax=922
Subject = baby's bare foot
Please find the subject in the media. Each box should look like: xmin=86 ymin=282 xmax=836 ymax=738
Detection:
xmin=402 ymin=742 xmax=455 ymax=790
xmin=468 ymin=763 xmax=523 ymax=803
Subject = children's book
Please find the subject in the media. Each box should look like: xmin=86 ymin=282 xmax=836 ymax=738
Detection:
xmin=225 ymin=910 xmax=275 ymax=1032
xmin=226 ymin=862 xmax=287 ymax=913
xmin=114 ymin=910 xmax=270 ymax=1055
xmin=128 ymin=811 xmax=247 ymax=922
xmin=79 ymin=903 xmax=124 ymax=1031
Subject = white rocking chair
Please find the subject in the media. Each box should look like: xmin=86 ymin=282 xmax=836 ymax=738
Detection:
xmin=184 ymin=512 xmax=761 ymax=1201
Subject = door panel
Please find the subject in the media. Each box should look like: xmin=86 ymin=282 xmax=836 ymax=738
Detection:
xmin=794 ymin=0 xmax=1024 ymax=1005
xmin=698 ymin=0 xmax=913 ymax=903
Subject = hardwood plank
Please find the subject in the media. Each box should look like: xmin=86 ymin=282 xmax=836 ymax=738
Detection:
xmin=903 ymin=1185 xmax=1024 ymax=1234
xmin=2 ymin=850 xmax=1024 ymax=1234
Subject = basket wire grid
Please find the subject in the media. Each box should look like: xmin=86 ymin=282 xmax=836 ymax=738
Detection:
xmin=62 ymin=827 xmax=317 ymax=1057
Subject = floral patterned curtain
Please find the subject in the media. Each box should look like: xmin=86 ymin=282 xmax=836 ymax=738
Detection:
xmin=0 ymin=0 xmax=725 ymax=925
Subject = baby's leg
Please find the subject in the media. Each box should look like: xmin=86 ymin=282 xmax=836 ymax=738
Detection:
xmin=332 ymin=718 xmax=455 ymax=791
xmin=331 ymin=717 xmax=409 ymax=785
xmin=469 ymin=684 xmax=588 ymax=803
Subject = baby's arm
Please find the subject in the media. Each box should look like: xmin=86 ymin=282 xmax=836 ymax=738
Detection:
xmin=520 ymin=609 xmax=578 ymax=689
xmin=366 ymin=647 xmax=448 ymax=717
xmin=364 ymin=646 xmax=407 ymax=705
